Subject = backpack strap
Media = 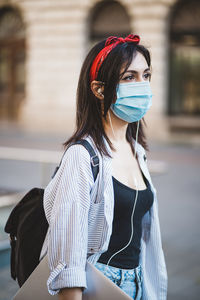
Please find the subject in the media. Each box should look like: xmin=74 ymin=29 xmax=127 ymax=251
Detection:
xmin=51 ymin=139 xmax=99 ymax=181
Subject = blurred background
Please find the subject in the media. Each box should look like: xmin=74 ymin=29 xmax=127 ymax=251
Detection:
xmin=0 ymin=0 xmax=199 ymax=299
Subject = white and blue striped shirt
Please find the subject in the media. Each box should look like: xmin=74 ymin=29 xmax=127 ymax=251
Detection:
xmin=41 ymin=136 xmax=168 ymax=299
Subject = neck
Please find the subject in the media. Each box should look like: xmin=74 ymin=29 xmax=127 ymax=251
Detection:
xmin=103 ymin=110 xmax=128 ymax=144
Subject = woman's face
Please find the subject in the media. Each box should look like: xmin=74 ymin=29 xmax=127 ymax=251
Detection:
xmin=119 ymin=51 xmax=151 ymax=84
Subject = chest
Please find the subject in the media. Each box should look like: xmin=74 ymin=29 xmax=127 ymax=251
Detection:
xmin=112 ymin=177 xmax=153 ymax=220
xmin=111 ymin=144 xmax=146 ymax=190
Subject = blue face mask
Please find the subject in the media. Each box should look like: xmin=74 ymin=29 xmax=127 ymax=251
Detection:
xmin=110 ymin=81 xmax=152 ymax=123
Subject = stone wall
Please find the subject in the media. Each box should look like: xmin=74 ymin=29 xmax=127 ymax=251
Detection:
xmin=0 ymin=0 xmax=178 ymax=140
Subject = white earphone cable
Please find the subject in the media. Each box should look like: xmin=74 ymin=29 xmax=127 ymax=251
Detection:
xmin=106 ymin=120 xmax=140 ymax=268
xmin=108 ymin=110 xmax=116 ymax=139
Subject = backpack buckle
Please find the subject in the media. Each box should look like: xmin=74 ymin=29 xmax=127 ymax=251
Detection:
xmin=91 ymin=155 xmax=99 ymax=167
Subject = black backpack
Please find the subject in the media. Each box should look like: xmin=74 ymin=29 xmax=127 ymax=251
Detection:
xmin=4 ymin=140 xmax=99 ymax=287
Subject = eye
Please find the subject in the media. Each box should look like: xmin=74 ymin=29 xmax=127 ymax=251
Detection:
xmin=143 ymin=72 xmax=151 ymax=80
xmin=121 ymin=74 xmax=135 ymax=81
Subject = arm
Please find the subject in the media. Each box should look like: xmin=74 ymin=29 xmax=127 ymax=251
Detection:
xmin=44 ymin=145 xmax=94 ymax=295
xmin=58 ymin=287 xmax=82 ymax=300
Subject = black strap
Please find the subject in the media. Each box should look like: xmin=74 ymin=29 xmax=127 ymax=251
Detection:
xmin=52 ymin=139 xmax=99 ymax=181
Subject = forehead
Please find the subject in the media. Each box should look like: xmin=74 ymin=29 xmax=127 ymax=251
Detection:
xmin=123 ymin=52 xmax=148 ymax=72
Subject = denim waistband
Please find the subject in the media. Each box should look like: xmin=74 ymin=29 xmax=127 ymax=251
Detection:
xmin=95 ymin=262 xmax=142 ymax=282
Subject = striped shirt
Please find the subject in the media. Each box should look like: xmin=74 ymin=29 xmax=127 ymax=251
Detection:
xmin=40 ymin=136 xmax=168 ymax=299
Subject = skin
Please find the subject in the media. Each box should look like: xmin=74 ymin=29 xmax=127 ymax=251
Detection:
xmin=58 ymin=51 xmax=151 ymax=300
xmin=58 ymin=287 xmax=82 ymax=300
xmin=92 ymin=51 xmax=151 ymax=190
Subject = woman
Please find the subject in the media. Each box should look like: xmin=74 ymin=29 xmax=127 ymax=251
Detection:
xmin=40 ymin=34 xmax=168 ymax=300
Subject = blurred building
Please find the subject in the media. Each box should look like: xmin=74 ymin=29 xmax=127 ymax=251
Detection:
xmin=0 ymin=0 xmax=199 ymax=142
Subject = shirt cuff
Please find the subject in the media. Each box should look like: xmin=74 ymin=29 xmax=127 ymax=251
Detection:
xmin=47 ymin=261 xmax=87 ymax=295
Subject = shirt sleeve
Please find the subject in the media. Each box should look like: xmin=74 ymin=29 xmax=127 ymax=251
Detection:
xmin=44 ymin=145 xmax=94 ymax=295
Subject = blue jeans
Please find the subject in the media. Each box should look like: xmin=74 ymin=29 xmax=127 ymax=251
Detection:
xmin=95 ymin=262 xmax=142 ymax=299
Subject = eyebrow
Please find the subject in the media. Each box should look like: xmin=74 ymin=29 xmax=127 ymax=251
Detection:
xmin=124 ymin=68 xmax=151 ymax=74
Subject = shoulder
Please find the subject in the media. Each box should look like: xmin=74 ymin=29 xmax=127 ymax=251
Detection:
xmin=45 ymin=141 xmax=95 ymax=198
xmin=63 ymin=143 xmax=91 ymax=163
xmin=62 ymin=135 xmax=100 ymax=165
xmin=63 ymin=136 xmax=102 ymax=162
xmin=60 ymin=138 xmax=98 ymax=181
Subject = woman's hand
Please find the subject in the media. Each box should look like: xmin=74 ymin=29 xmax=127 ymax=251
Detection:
xmin=58 ymin=287 xmax=82 ymax=300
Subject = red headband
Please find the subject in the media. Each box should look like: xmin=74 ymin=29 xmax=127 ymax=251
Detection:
xmin=90 ymin=34 xmax=140 ymax=82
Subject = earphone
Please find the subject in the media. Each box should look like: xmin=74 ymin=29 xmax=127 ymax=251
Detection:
xmin=97 ymin=88 xmax=104 ymax=98
xmin=106 ymin=115 xmax=140 ymax=268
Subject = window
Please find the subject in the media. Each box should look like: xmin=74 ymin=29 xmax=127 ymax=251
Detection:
xmin=169 ymin=0 xmax=200 ymax=116
xmin=89 ymin=0 xmax=131 ymax=45
xmin=0 ymin=6 xmax=26 ymax=120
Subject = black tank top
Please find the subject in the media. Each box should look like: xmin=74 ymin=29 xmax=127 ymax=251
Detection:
xmin=98 ymin=175 xmax=154 ymax=269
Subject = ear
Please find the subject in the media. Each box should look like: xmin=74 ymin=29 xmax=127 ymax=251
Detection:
xmin=90 ymin=80 xmax=104 ymax=101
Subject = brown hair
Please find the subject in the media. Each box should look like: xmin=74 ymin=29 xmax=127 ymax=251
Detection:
xmin=64 ymin=39 xmax=151 ymax=156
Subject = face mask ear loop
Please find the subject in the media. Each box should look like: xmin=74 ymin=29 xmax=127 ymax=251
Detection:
xmin=106 ymin=121 xmax=140 ymax=269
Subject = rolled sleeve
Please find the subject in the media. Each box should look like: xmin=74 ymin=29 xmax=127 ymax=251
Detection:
xmin=47 ymin=262 xmax=86 ymax=295
xmin=44 ymin=145 xmax=94 ymax=294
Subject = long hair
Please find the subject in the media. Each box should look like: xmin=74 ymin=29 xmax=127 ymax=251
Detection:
xmin=64 ymin=39 xmax=151 ymax=156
